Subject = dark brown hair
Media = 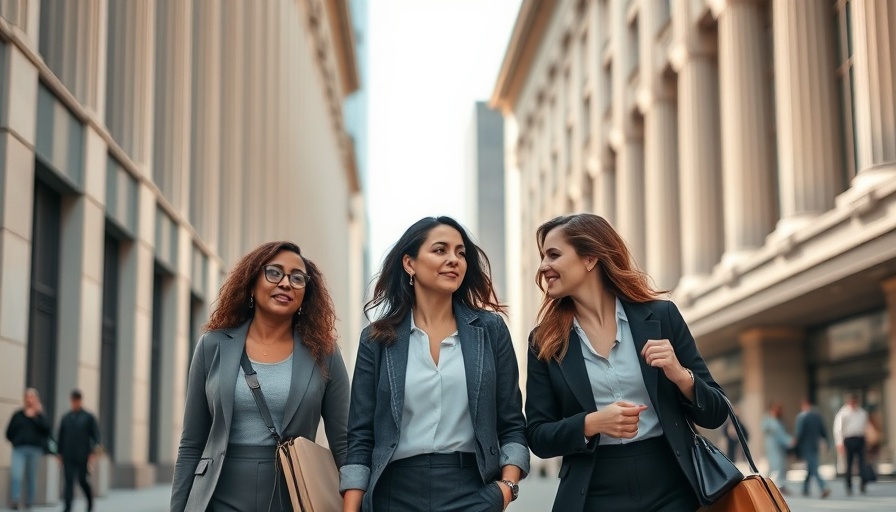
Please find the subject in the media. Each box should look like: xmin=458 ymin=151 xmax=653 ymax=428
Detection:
xmin=532 ymin=214 xmax=664 ymax=361
xmin=206 ymin=241 xmax=337 ymax=367
xmin=365 ymin=216 xmax=504 ymax=343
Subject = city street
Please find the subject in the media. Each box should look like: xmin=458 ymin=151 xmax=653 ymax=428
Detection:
xmin=3 ymin=476 xmax=894 ymax=511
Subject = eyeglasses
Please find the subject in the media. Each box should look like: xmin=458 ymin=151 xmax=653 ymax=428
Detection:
xmin=262 ymin=265 xmax=310 ymax=289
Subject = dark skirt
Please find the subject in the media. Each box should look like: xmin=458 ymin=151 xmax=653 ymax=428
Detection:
xmin=208 ymin=444 xmax=292 ymax=512
xmin=584 ymin=436 xmax=699 ymax=512
xmin=371 ymin=452 xmax=504 ymax=512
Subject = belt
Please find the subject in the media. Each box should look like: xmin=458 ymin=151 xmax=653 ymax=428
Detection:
xmin=390 ymin=452 xmax=478 ymax=469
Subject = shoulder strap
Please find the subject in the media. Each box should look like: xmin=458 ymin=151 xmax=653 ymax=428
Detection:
xmin=240 ymin=350 xmax=281 ymax=443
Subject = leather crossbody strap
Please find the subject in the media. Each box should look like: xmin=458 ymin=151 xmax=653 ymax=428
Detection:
xmin=240 ymin=349 xmax=282 ymax=444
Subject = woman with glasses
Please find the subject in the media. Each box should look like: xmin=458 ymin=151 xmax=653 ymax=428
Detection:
xmin=171 ymin=241 xmax=349 ymax=512
xmin=340 ymin=216 xmax=529 ymax=512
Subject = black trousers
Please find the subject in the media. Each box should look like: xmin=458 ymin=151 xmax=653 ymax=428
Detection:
xmin=584 ymin=436 xmax=699 ymax=512
xmin=62 ymin=458 xmax=93 ymax=512
xmin=371 ymin=452 xmax=504 ymax=512
xmin=843 ymin=436 xmax=867 ymax=490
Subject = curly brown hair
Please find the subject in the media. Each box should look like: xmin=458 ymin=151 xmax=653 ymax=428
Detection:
xmin=205 ymin=241 xmax=338 ymax=368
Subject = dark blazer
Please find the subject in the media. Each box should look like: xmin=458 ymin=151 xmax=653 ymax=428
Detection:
xmin=525 ymin=299 xmax=728 ymax=512
xmin=339 ymin=303 xmax=529 ymax=511
xmin=57 ymin=410 xmax=99 ymax=461
xmin=170 ymin=321 xmax=350 ymax=512
xmin=794 ymin=408 xmax=829 ymax=458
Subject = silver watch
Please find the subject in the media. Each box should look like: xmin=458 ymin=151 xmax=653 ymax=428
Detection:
xmin=499 ymin=479 xmax=519 ymax=501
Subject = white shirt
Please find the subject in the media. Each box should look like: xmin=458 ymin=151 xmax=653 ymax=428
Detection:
xmin=833 ymin=404 xmax=868 ymax=444
xmin=391 ymin=314 xmax=476 ymax=461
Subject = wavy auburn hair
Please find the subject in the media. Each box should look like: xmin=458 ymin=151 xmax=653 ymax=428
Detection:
xmin=205 ymin=241 xmax=337 ymax=368
xmin=532 ymin=214 xmax=665 ymax=361
xmin=365 ymin=216 xmax=505 ymax=344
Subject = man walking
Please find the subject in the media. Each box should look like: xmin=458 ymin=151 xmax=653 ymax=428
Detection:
xmin=57 ymin=389 xmax=100 ymax=512
xmin=793 ymin=398 xmax=831 ymax=498
xmin=833 ymin=393 xmax=869 ymax=495
xmin=5 ymin=388 xmax=52 ymax=509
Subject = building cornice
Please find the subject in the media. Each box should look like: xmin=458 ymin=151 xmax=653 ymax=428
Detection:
xmin=490 ymin=0 xmax=558 ymax=114
xmin=325 ymin=0 xmax=360 ymax=96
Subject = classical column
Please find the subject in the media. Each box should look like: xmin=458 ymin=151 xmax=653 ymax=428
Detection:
xmin=772 ymin=0 xmax=841 ymax=236
xmin=850 ymin=0 xmax=896 ymax=188
xmin=597 ymin=161 xmax=616 ymax=226
xmin=152 ymin=0 xmax=192 ymax=211
xmin=219 ymin=0 xmax=246 ymax=265
xmin=37 ymin=0 xmax=107 ymax=118
xmin=881 ymin=276 xmax=896 ymax=470
xmin=190 ymin=0 xmax=221 ymax=245
xmin=715 ymin=0 xmax=776 ymax=264
xmin=106 ymin=0 xmax=155 ymax=167
xmin=739 ymin=327 xmax=807 ymax=461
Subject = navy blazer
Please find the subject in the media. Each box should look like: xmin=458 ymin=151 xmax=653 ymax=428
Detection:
xmin=339 ymin=303 xmax=529 ymax=511
xmin=525 ymin=299 xmax=728 ymax=512
xmin=170 ymin=321 xmax=350 ymax=512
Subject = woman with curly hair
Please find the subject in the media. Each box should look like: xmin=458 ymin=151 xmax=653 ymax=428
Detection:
xmin=525 ymin=214 xmax=728 ymax=511
xmin=340 ymin=216 xmax=529 ymax=512
xmin=171 ymin=241 xmax=349 ymax=512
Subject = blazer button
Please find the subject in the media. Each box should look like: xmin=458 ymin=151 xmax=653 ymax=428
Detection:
xmin=389 ymin=443 xmax=396 ymax=448
xmin=580 ymin=488 xmax=585 ymax=495
xmin=490 ymin=447 xmax=497 ymax=455
xmin=676 ymin=450 xmax=681 ymax=457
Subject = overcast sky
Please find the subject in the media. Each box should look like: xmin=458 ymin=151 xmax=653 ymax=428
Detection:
xmin=366 ymin=0 xmax=522 ymax=276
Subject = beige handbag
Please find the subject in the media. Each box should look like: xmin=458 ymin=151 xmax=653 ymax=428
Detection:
xmin=278 ymin=437 xmax=342 ymax=512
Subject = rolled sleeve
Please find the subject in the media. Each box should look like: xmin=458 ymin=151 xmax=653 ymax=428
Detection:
xmin=500 ymin=441 xmax=530 ymax=475
xmin=339 ymin=464 xmax=371 ymax=493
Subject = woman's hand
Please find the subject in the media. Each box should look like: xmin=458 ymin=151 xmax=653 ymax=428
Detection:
xmin=498 ymin=482 xmax=512 ymax=508
xmin=584 ymin=401 xmax=648 ymax=438
xmin=641 ymin=339 xmax=695 ymax=399
xmin=342 ymin=489 xmax=363 ymax=512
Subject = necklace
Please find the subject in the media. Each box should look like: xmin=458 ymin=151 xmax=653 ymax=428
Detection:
xmin=248 ymin=335 xmax=276 ymax=357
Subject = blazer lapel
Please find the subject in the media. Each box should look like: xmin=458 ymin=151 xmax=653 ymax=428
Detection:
xmin=220 ymin=321 xmax=251 ymax=435
xmin=384 ymin=315 xmax=412 ymax=429
xmin=558 ymin=328 xmax=597 ymax=412
xmin=280 ymin=332 xmax=316 ymax=433
xmin=455 ymin=304 xmax=483 ymax=425
xmin=621 ymin=300 xmax=661 ymax=418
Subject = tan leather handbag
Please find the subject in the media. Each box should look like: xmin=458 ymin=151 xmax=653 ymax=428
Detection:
xmin=279 ymin=437 xmax=342 ymax=512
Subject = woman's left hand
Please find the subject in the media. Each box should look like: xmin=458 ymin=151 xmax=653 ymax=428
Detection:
xmin=641 ymin=339 xmax=691 ymax=387
xmin=498 ymin=482 xmax=512 ymax=509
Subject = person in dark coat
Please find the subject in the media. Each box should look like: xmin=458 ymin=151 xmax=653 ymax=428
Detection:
xmin=57 ymin=389 xmax=100 ymax=512
xmin=5 ymin=388 xmax=51 ymax=509
xmin=525 ymin=214 xmax=729 ymax=512
xmin=793 ymin=398 xmax=831 ymax=498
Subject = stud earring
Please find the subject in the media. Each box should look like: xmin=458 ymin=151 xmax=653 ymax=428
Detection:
xmin=409 ymin=274 xmax=415 ymax=286
xmin=249 ymin=296 xmax=255 ymax=309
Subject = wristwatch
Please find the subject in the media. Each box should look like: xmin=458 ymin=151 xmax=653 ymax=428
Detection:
xmin=499 ymin=479 xmax=519 ymax=501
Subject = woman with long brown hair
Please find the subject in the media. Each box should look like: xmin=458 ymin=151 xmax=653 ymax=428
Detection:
xmin=171 ymin=241 xmax=349 ymax=512
xmin=525 ymin=213 xmax=728 ymax=511
xmin=340 ymin=216 xmax=528 ymax=512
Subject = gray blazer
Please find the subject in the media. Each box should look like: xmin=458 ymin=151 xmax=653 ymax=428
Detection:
xmin=339 ymin=303 xmax=529 ymax=511
xmin=170 ymin=321 xmax=350 ymax=512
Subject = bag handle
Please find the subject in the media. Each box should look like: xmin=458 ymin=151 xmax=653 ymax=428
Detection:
xmin=240 ymin=349 xmax=282 ymax=444
xmin=719 ymin=395 xmax=760 ymax=474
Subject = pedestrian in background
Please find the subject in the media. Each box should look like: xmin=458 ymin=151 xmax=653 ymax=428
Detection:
xmin=170 ymin=241 xmax=349 ymax=512
xmin=57 ymin=389 xmax=100 ymax=512
xmin=524 ymin=213 xmax=729 ymax=512
xmin=5 ymin=388 xmax=52 ymax=510
xmin=762 ymin=402 xmax=792 ymax=495
xmin=833 ymin=393 xmax=870 ymax=495
xmin=793 ymin=398 xmax=831 ymax=498
xmin=341 ymin=216 xmax=528 ymax=512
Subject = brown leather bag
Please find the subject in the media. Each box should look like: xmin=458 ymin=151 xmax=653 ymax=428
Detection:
xmin=698 ymin=397 xmax=790 ymax=512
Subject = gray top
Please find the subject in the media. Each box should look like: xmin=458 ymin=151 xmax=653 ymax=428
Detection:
xmin=392 ymin=314 xmax=476 ymax=461
xmin=574 ymin=297 xmax=662 ymax=445
xmin=230 ymin=352 xmax=294 ymax=445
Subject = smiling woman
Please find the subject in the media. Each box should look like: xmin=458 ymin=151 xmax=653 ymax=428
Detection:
xmin=340 ymin=216 xmax=529 ymax=512
xmin=170 ymin=241 xmax=350 ymax=512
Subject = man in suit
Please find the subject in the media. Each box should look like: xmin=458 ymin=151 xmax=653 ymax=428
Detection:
xmin=793 ymin=398 xmax=831 ymax=498
xmin=57 ymin=389 xmax=100 ymax=512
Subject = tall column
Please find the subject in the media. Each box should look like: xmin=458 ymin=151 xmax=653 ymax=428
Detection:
xmin=152 ymin=0 xmax=192 ymax=212
xmin=714 ymin=0 xmax=776 ymax=265
xmin=850 ymin=0 xmax=896 ymax=188
xmin=37 ymin=0 xmax=107 ymax=119
xmin=610 ymin=0 xmax=644 ymax=265
xmin=190 ymin=0 xmax=221 ymax=246
xmin=106 ymin=0 xmax=155 ymax=169
xmin=881 ymin=276 xmax=896 ymax=470
xmin=597 ymin=160 xmax=616 ymax=225
xmin=739 ymin=328 xmax=807 ymax=463
xmin=113 ymin=181 xmax=156 ymax=488
xmin=219 ymin=0 xmax=246 ymax=265
xmin=772 ymin=0 xmax=841 ymax=236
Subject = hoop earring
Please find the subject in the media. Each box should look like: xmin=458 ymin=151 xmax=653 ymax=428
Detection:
xmin=408 ymin=274 xmax=414 ymax=286
xmin=249 ymin=296 xmax=255 ymax=309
